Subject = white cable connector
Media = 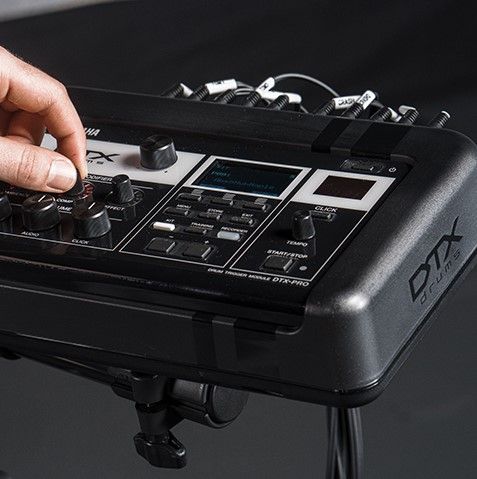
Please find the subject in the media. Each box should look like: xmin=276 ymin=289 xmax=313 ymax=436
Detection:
xmin=398 ymin=105 xmax=416 ymax=115
xmin=332 ymin=95 xmax=360 ymax=109
xmin=259 ymin=90 xmax=302 ymax=104
xmin=180 ymin=83 xmax=193 ymax=97
xmin=256 ymin=77 xmax=276 ymax=93
xmin=389 ymin=108 xmax=400 ymax=121
xmin=204 ymin=79 xmax=238 ymax=95
xmin=356 ymin=90 xmax=376 ymax=110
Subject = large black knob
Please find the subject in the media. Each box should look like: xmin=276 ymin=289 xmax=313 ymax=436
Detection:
xmin=22 ymin=194 xmax=60 ymax=231
xmin=140 ymin=135 xmax=178 ymax=170
xmin=0 ymin=192 xmax=12 ymax=221
xmin=110 ymin=174 xmax=135 ymax=204
xmin=72 ymin=201 xmax=111 ymax=239
xmin=292 ymin=210 xmax=315 ymax=240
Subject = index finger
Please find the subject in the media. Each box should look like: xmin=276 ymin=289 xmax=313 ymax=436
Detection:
xmin=0 ymin=47 xmax=87 ymax=178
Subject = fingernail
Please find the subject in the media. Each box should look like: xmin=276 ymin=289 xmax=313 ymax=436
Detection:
xmin=47 ymin=157 xmax=77 ymax=191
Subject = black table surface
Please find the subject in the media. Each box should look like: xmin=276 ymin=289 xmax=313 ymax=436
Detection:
xmin=0 ymin=1 xmax=476 ymax=477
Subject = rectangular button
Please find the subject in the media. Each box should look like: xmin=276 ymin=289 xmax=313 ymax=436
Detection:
xmin=184 ymin=226 xmax=208 ymax=235
xmin=183 ymin=243 xmax=212 ymax=259
xmin=311 ymin=211 xmax=335 ymax=221
xmin=242 ymin=202 xmax=267 ymax=212
xmin=198 ymin=211 xmax=222 ymax=221
xmin=262 ymin=255 xmax=294 ymax=272
xmin=178 ymin=193 xmax=202 ymax=202
xmin=217 ymin=230 xmax=241 ymax=241
xmin=165 ymin=207 xmax=190 ymax=217
xmin=151 ymin=221 xmax=176 ymax=232
xmin=210 ymin=197 xmax=233 ymax=207
xmin=230 ymin=216 xmax=254 ymax=226
xmin=342 ymin=159 xmax=384 ymax=173
xmin=146 ymin=238 xmax=176 ymax=254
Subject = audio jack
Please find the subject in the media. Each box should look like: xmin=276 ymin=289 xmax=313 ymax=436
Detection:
xmin=241 ymin=91 xmax=262 ymax=107
xmin=188 ymin=85 xmax=209 ymax=101
xmin=398 ymin=107 xmax=419 ymax=125
xmin=342 ymin=90 xmax=376 ymax=118
xmin=189 ymin=79 xmax=239 ymax=101
xmin=370 ymin=106 xmax=393 ymax=122
xmin=214 ymin=90 xmax=237 ymax=104
xmin=314 ymin=100 xmax=335 ymax=116
xmin=428 ymin=111 xmax=451 ymax=128
xmin=161 ymin=83 xmax=193 ymax=98
xmin=268 ymin=94 xmax=289 ymax=110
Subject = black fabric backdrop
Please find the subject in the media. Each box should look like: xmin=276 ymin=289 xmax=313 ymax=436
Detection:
xmin=0 ymin=1 xmax=476 ymax=478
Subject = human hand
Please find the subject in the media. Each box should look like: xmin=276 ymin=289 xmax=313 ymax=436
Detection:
xmin=0 ymin=47 xmax=87 ymax=192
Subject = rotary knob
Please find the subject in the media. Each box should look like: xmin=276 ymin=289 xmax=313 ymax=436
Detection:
xmin=72 ymin=201 xmax=111 ymax=239
xmin=110 ymin=174 xmax=135 ymax=204
xmin=0 ymin=192 xmax=12 ymax=222
xmin=65 ymin=170 xmax=85 ymax=198
xmin=291 ymin=210 xmax=316 ymax=241
xmin=140 ymin=135 xmax=178 ymax=170
xmin=22 ymin=194 xmax=61 ymax=231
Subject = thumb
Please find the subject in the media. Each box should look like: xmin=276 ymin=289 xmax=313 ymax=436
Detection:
xmin=0 ymin=136 xmax=77 ymax=192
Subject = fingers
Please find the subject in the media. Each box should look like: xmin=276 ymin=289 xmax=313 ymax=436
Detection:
xmin=0 ymin=109 xmax=12 ymax=135
xmin=5 ymin=111 xmax=45 ymax=146
xmin=0 ymin=47 xmax=87 ymax=178
xmin=0 ymin=136 xmax=77 ymax=193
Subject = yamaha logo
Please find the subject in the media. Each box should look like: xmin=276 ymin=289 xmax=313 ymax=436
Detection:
xmin=409 ymin=217 xmax=462 ymax=305
xmin=84 ymin=127 xmax=101 ymax=137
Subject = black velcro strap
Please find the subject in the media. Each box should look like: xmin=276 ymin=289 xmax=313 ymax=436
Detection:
xmin=192 ymin=312 xmax=217 ymax=368
xmin=312 ymin=119 xmax=352 ymax=152
xmin=351 ymin=123 xmax=410 ymax=158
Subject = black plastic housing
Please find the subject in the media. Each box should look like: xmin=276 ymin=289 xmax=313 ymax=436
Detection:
xmin=0 ymin=87 xmax=476 ymax=407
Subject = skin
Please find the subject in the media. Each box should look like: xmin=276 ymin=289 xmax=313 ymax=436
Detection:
xmin=0 ymin=47 xmax=87 ymax=192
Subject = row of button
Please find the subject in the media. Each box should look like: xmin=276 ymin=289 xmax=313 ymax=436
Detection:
xmin=152 ymin=220 xmax=243 ymax=242
xmin=176 ymin=192 xmax=269 ymax=212
xmin=164 ymin=207 xmax=256 ymax=227
xmin=147 ymin=238 xmax=212 ymax=260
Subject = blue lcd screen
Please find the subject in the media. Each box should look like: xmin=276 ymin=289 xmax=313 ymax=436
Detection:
xmin=194 ymin=159 xmax=300 ymax=197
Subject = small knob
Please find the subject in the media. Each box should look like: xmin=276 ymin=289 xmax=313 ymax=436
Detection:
xmin=64 ymin=170 xmax=85 ymax=198
xmin=72 ymin=201 xmax=111 ymax=239
xmin=0 ymin=192 xmax=12 ymax=221
xmin=140 ymin=135 xmax=178 ymax=170
xmin=110 ymin=174 xmax=135 ymax=204
xmin=22 ymin=194 xmax=60 ymax=231
xmin=292 ymin=210 xmax=315 ymax=240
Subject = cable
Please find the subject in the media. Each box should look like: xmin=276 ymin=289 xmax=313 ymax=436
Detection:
xmin=342 ymin=90 xmax=376 ymax=119
xmin=236 ymin=80 xmax=254 ymax=89
xmin=242 ymin=91 xmax=262 ymax=107
xmin=326 ymin=407 xmax=338 ymax=478
xmin=370 ymin=106 xmax=393 ymax=122
xmin=346 ymin=409 xmax=364 ymax=479
xmin=326 ymin=408 xmax=363 ymax=479
xmin=267 ymin=94 xmax=289 ymax=110
xmin=398 ymin=107 xmax=419 ymax=125
xmin=273 ymin=73 xmax=340 ymax=97
xmin=214 ymin=89 xmax=237 ymax=104
xmin=428 ymin=111 xmax=450 ymax=128
xmin=314 ymin=100 xmax=335 ymax=116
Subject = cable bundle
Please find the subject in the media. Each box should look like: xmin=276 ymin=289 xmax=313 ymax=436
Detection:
xmin=326 ymin=408 xmax=364 ymax=479
xmin=160 ymin=73 xmax=451 ymax=127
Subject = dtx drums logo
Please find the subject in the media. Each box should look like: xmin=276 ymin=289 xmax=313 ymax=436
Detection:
xmin=409 ymin=217 xmax=462 ymax=305
xmin=86 ymin=150 xmax=119 ymax=165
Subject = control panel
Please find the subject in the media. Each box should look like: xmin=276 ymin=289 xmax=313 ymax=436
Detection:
xmin=0 ymin=129 xmax=406 ymax=310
